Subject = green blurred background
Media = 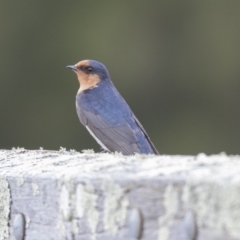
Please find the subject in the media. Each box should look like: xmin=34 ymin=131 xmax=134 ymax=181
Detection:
xmin=0 ymin=1 xmax=239 ymax=155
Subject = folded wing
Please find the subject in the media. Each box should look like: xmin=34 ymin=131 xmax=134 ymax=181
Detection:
xmin=78 ymin=108 xmax=140 ymax=155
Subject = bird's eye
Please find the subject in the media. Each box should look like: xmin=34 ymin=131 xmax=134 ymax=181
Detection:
xmin=86 ymin=67 xmax=93 ymax=73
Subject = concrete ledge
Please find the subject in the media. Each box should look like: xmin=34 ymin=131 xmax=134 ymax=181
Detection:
xmin=0 ymin=148 xmax=240 ymax=240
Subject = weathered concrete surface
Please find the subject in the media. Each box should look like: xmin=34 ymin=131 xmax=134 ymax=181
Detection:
xmin=0 ymin=148 xmax=240 ymax=240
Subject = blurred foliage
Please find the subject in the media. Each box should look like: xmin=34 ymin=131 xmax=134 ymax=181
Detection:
xmin=0 ymin=1 xmax=239 ymax=154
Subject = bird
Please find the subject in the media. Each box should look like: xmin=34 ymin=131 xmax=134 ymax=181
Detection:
xmin=66 ymin=60 xmax=159 ymax=155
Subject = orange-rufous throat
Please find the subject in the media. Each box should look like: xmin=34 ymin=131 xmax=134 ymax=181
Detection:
xmin=74 ymin=60 xmax=101 ymax=93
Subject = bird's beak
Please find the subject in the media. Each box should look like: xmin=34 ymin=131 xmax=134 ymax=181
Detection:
xmin=66 ymin=65 xmax=78 ymax=71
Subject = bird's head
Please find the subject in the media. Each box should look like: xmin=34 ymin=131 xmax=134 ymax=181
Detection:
xmin=67 ymin=60 xmax=110 ymax=92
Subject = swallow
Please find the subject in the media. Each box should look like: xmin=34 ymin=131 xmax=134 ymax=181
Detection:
xmin=66 ymin=60 xmax=159 ymax=155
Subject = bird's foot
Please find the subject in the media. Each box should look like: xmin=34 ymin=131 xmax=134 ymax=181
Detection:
xmin=100 ymin=149 xmax=109 ymax=153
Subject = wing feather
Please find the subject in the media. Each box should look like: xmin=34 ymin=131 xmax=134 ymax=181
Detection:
xmin=133 ymin=115 xmax=159 ymax=154
xmin=77 ymin=107 xmax=140 ymax=155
